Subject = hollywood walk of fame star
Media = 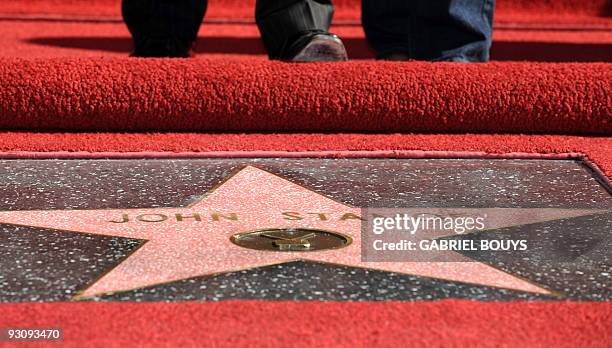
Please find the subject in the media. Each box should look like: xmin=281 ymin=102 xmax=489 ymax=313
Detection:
xmin=0 ymin=166 xmax=607 ymax=298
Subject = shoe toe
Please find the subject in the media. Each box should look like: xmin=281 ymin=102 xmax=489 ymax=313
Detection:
xmin=290 ymin=34 xmax=348 ymax=62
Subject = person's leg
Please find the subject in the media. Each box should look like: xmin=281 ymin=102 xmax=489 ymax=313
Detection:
xmin=255 ymin=0 xmax=348 ymax=61
xmin=362 ymin=0 xmax=495 ymax=62
xmin=122 ymin=0 xmax=207 ymax=57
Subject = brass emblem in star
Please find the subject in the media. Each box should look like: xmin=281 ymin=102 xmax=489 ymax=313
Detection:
xmin=231 ymin=228 xmax=352 ymax=252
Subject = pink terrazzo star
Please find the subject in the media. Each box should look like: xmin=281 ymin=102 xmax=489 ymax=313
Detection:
xmin=0 ymin=166 xmax=606 ymax=298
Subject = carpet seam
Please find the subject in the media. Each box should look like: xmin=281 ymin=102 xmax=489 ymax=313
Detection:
xmin=0 ymin=150 xmax=586 ymax=159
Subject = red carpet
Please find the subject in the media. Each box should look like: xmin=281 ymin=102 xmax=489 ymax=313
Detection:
xmin=1 ymin=59 xmax=609 ymax=133
xmin=2 ymin=19 xmax=611 ymax=61
xmin=1 ymin=301 xmax=610 ymax=347
xmin=2 ymin=0 xmax=611 ymax=27
xmin=0 ymin=0 xmax=610 ymax=133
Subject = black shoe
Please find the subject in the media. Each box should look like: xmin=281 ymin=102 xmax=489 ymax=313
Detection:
xmin=286 ymin=33 xmax=348 ymax=62
xmin=122 ymin=0 xmax=206 ymax=58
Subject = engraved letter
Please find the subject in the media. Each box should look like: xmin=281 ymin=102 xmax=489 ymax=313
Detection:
xmin=176 ymin=213 xmax=202 ymax=222
xmin=108 ymin=213 xmax=130 ymax=223
xmin=307 ymin=213 xmax=328 ymax=221
xmin=136 ymin=214 xmax=168 ymax=223
xmin=341 ymin=213 xmax=363 ymax=221
xmin=211 ymin=213 xmax=239 ymax=221
xmin=282 ymin=212 xmax=303 ymax=220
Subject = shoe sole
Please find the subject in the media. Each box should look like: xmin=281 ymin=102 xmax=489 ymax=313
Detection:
xmin=290 ymin=35 xmax=349 ymax=62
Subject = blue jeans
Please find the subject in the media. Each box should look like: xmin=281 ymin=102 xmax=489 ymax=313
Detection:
xmin=256 ymin=0 xmax=495 ymax=61
xmin=362 ymin=0 xmax=496 ymax=61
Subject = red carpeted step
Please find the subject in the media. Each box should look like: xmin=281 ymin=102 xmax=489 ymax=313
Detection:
xmin=1 ymin=0 xmax=611 ymax=27
xmin=0 ymin=1 xmax=609 ymax=134
xmin=0 ymin=58 xmax=609 ymax=134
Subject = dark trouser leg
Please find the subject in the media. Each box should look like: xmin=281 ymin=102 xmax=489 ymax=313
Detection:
xmin=362 ymin=0 xmax=495 ymax=62
xmin=255 ymin=0 xmax=335 ymax=59
xmin=122 ymin=0 xmax=207 ymax=57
